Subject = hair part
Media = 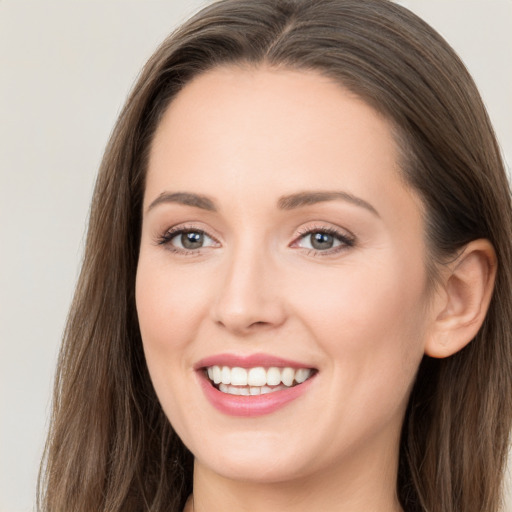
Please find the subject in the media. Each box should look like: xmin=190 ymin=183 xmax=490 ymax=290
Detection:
xmin=39 ymin=1 xmax=512 ymax=511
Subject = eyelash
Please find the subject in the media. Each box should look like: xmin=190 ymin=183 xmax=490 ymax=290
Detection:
xmin=156 ymin=224 xmax=219 ymax=256
xmin=156 ymin=224 xmax=356 ymax=256
xmin=293 ymin=225 xmax=355 ymax=256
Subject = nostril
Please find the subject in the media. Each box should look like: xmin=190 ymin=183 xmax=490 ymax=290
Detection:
xmin=250 ymin=321 xmax=268 ymax=327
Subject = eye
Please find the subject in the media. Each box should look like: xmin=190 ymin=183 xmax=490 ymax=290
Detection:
xmin=158 ymin=227 xmax=218 ymax=252
xmin=292 ymin=226 xmax=355 ymax=254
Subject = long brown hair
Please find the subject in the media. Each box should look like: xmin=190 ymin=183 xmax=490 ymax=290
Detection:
xmin=38 ymin=1 xmax=512 ymax=510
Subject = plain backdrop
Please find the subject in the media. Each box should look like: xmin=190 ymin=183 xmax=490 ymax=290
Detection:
xmin=1 ymin=1 xmax=511 ymax=511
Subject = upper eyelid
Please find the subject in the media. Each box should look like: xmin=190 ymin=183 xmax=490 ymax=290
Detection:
xmin=294 ymin=223 xmax=355 ymax=240
xmin=162 ymin=223 xmax=219 ymax=239
xmin=161 ymin=222 xmax=351 ymax=235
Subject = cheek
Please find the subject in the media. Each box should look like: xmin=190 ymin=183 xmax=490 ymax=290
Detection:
xmin=290 ymin=254 xmax=428 ymax=405
xmin=135 ymin=257 xmax=215 ymax=433
xmin=286 ymin=260 xmax=428 ymax=460
xmin=297 ymin=253 xmax=426 ymax=334
xmin=134 ymin=256 xmax=212 ymax=416
xmin=135 ymin=258 xmax=210 ymax=351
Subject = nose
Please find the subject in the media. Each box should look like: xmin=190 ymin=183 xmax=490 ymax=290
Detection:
xmin=211 ymin=244 xmax=287 ymax=335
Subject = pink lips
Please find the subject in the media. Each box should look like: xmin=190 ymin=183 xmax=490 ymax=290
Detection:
xmin=195 ymin=353 xmax=317 ymax=417
xmin=194 ymin=352 xmax=312 ymax=370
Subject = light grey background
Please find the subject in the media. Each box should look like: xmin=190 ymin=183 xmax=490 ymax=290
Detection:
xmin=1 ymin=1 xmax=511 ymax=511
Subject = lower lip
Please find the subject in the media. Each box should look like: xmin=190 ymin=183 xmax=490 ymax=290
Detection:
xmin=198 ymin=372 xmax=316 ymax=417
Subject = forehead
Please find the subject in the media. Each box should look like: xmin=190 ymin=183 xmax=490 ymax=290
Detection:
xmin=150 ymin=65 xmax=394 ymax=158
xmin=146 ymin=65 xmax=423 ymax=227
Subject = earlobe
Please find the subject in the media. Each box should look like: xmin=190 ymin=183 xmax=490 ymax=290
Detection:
xmin=425 ymin=239 xmax=497 ymax=359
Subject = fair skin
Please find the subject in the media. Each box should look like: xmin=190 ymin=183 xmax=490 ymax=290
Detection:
xmin=135 ymin=66 xmax=496 ymax=512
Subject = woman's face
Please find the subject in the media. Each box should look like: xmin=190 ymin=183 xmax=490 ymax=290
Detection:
xmin=136 ymin=67 xmax=434 ymax=484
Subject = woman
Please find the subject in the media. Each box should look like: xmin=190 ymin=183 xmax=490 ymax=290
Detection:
xmin=38 ymin=0 xmax=512 ymax=511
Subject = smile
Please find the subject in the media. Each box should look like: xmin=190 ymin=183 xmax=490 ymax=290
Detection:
xmin=195 ymin=354 xmax=318 ymax=416
xmin=205 ymin=366 xmax=313 ymax=395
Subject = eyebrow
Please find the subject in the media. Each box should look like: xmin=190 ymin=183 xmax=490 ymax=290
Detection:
xmin=146 ymin=189 xmax=379 ymax=217
xmin=277 ymin=191 xmax=380 ymax=217
xmin=146 ymin=192 xmax=217 ymax=213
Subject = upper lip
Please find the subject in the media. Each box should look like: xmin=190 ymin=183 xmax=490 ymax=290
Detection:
xmin=194 ymin=353 xmax=315 ymax=370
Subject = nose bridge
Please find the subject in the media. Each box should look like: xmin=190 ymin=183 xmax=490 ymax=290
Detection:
xmin=212 ymin=236 xmax=286 ymax=334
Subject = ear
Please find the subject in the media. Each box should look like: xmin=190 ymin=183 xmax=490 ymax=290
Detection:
xmin=425 ymin=239 xmax=497 ymax=358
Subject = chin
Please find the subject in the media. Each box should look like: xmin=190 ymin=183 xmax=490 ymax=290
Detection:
xmin=187 ymin=430 xmax=315 ymax=484
xmin=200 ymin=454 xmax=309 ymax=484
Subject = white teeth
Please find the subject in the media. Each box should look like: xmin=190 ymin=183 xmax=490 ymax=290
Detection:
xmin=231 ymin=367 xmax=248 ymax=386
xmin=295 ymin=368 xmax=311 ymax=384
xmin=281 ymin=367 xmax=295 ymax=386
xmin=206 ymin=365 xmax=313 ymax=390
xmin=248 ymin=367 xmax=267 ymax=386
xmin=218 ymin=383 xmax=288 ymax=396
xmin=266 ymin=367 xmax=281 ymax=386
xmin=221 ymin=366 xmax=231 ymax=384
xmin=212 ymin=366 xmax=222 ymax=384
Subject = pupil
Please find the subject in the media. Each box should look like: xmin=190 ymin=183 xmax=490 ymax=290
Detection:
xmin=182 ymin=232 xmax=204 ymax=249
xmin=311 ymin=232 xmax=334 ymax=250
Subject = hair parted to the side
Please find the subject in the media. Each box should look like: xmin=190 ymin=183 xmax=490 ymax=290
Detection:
xmin=38 ymin=1 xmax=512 ymax=511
